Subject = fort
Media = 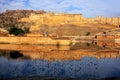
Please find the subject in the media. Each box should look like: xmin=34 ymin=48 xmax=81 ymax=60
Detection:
xmin=20 ymin=12 xmax=120 ymax=32
xmin=0 ymin=10 xmax=120 ymax=45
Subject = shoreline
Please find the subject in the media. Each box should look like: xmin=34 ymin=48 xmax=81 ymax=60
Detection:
xmin=0 ymin=36 xmax=72 ymax=46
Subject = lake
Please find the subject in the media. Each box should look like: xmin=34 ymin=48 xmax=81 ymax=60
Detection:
xmin=0 ymin=41 xmax=120 ymax=79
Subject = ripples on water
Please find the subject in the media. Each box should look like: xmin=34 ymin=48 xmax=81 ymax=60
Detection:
xmin=0 ymin=42 xmax=120 ymax=79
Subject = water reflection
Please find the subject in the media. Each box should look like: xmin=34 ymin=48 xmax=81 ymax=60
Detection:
xmin=0 ymin=41 xmax=120 ymax=79
xmin=1 ymin=57 xmax=120 ymax=79
xmin=0 ymin=41 xmax=119 ymax=61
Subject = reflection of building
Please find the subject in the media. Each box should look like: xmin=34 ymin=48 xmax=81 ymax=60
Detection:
xmin=0 ymin=49 xmax=120 ymax=61
xmin=0 ymin=42 xmax=120 ymax=61
xmin=20 ymin=50 xmax=120 ymax=61
xmin=1 ymin=54 xmax=119 ymax=79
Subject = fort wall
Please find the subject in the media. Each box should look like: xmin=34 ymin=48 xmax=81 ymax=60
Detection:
xmin=97 ymin=16 xmax=120 ymax=26
xmin=20 ymin=13 xmax=120 ymax=32
xmin=0 ymin=44 xmax=70 ymax=51
xmin=0 ymin=37 xmax=71 ymax=45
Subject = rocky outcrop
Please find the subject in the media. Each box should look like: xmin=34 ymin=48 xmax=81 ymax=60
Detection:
xmin=0 ymin=28 xmax=8 ymax=36
xmin=0 ymin=10 xmax=46 ymax=30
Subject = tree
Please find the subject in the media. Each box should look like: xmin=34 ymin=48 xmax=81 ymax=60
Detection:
xmin=9 ymin=26 xmax=25 ymax=36
xmin=86 ymin=32 xmax=90 ymax=36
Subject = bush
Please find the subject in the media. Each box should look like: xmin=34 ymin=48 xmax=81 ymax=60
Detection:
xmin=86 ymin=32 xmax=90 ymax=36
xmin=9 ymin=26 xmax=25 ymax=36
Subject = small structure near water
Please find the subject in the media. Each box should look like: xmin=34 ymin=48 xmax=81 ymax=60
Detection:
xmin=95 ymin=28 xmax=120 ymax=41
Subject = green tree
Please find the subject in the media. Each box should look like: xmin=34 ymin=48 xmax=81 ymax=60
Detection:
xmin=86 ymin=32 xmax=90 ymax=36
xmin=9 ymin=26 xmax=25 ymax=36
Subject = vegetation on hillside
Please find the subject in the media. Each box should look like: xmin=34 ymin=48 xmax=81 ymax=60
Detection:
xmin=9 ymin=26 xmax=25 ymax=36
xmin=86 ymin=32 xmax=91 ymax=36
xmin=0 ymin=10 xmax=46 ymax=30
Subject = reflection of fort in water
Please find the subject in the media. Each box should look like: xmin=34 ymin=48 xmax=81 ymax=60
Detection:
xmin=0 ymin=41 xmax=120 ymax=61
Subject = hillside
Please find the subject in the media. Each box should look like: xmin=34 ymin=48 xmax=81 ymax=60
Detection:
xmin=0 ymin=10 xmax=46 ymax=30
xmin=54 ymin=24 xmax=115 ymax=36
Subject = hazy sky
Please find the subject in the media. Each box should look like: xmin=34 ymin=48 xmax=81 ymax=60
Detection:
xmin=0 ymin=0 xmax=120 ymax=17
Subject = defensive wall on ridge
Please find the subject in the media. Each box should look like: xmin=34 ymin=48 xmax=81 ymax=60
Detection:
xmin=20 ymin=12 xmax=120 ymax=32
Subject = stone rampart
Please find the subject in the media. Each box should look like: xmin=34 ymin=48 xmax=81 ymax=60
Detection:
xmin=0 ymin=37 xmax=71 ymax=45
xmin=20 ymin=13 xmax=120 ymax=32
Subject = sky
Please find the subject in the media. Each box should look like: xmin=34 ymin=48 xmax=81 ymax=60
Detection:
xmin=0 ymin=0 xmax=120 ymax=18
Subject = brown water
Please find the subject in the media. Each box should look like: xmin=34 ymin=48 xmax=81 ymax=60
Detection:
xmin=0 ymin=41 xmax=120 ymax=79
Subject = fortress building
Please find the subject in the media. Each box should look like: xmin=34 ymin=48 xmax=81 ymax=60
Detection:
xmin=20 ymin=12 xmax=83 ymax=32
xmin=20 ymin=12 xmax=120 ymax=32
xmin=97 ymin=16 xmax=120 ymax=26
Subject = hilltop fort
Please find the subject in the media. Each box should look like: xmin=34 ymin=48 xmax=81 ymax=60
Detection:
xmin=0 ymin=10 xmax=120 ymax=37
xmin=0 ymin=10 xmax=120 ymax=45
xmin=20 ymin=11 xmax=120 ymax=32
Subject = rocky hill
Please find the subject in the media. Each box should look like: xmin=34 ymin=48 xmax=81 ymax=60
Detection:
xmin=0 ymin=10 xmax=46 ymax=30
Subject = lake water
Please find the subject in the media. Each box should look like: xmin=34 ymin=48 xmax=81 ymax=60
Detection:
xmin=0 ymin=41 xmax=120 ymax=79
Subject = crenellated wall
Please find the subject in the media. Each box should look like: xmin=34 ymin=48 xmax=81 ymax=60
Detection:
xmin=97 ymin=16 xmax=120 ymax=26
xmin=20 ymin=12 xmax=120 ymax=32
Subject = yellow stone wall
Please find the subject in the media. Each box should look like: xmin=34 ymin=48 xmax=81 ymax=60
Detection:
xmin=20 ymin=13 xmax=83 ymax=32
xmin=97 ymin=16 xmax=120 ymax=26
xmin=0 ymin=37 xmax=71 ymax=45
xmin=20 ymin=13 xmax=120 ymax=32
xmin=0 ymin=44 xmax=70 ymax=51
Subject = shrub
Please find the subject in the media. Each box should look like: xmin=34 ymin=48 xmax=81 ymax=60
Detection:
xmin=9 ymin=26 xmax=25 ymax=36
xmin=86 ymin=32 xmax=90 ymax=36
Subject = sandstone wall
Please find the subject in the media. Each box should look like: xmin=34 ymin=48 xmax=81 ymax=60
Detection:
xmin=96 ymin=35 xmax=116 ymax=40
xmin=0 ymin=44 xmax=70 ymax=51
xmin=0 ymin=37 xmax=71 ymax=45
xmin=20 ymin=13 xmax=120 ymax=32
xmin=115 ymin=39 xmax=120 ymax=43
xmin=96 ymin=34 xmax=120 ymax=41
xmin=97 ymin=16 xmax=120 ymax=26
xmin=20 ymin=13 xmax=83 ymax=31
